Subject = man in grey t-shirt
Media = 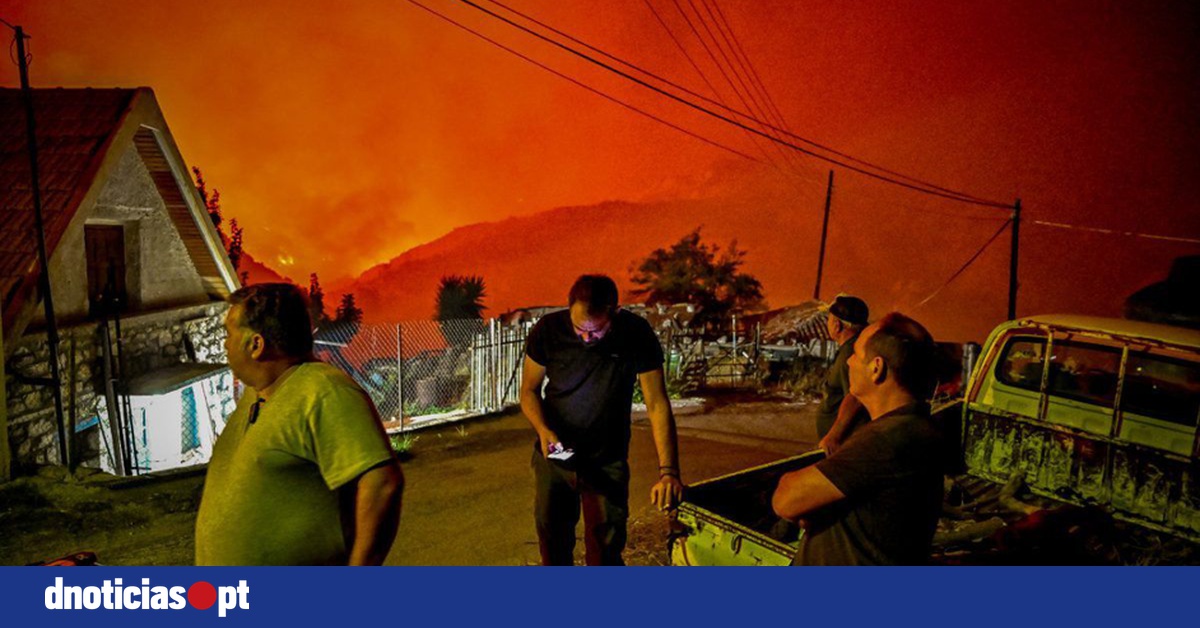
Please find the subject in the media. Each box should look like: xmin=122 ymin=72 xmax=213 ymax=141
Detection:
xmin=772 ymin=312 xmax=944 ymax=565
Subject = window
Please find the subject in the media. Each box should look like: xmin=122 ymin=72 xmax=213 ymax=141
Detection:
xmin=1122 ymin=353 xmax=1200 ymax=428
xmin=85 ymin=224 xmax=127 ymax=316
xmin=1046 ymin=341 xmax=1121 ymax=407
xmin=995 ymin=336 xmax=1047 ymax=391
xmin=181 ymin=386 xmax=201 ymax=453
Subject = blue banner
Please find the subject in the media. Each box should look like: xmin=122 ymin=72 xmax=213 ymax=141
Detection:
xmin=0 ymin=567 xmax=1190 ymax=627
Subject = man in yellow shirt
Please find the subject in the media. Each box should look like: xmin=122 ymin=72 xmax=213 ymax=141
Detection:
xmin=196 ymin=284 xmax=403 ymax=565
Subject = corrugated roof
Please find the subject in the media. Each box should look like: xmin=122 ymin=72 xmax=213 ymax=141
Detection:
xmin=0 ymin=88 xmax=136 ymax=319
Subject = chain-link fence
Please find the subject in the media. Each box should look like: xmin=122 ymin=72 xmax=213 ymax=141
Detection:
xmin=313 ymin=318 xmax=528 ymax=427
xmin=311 ymin=310 xmax=835 ymax=427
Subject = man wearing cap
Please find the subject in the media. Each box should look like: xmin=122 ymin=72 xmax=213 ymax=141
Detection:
xmin=816 ymin=295 xmax=872 ymax=454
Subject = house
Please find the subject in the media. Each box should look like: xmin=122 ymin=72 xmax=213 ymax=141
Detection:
xmin=1 ymin=88 xmax=240 ymax=479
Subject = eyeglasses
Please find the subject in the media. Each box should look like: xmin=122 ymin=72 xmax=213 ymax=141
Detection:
xmin=573 ymin=321 xmax=611 ymax=344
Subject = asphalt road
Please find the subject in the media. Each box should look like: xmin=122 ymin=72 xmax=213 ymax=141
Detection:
xmin=386 ymin=400 xmax=818 ymax=565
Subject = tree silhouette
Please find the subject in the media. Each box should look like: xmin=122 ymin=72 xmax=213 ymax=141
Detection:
xmin=335 ymin=293 xmax=364 ymax=326
xmin=307 ymin=273 xmax=331 ymax=327
xmin=192 ymin=167 xmax=244 ymax=274
xmin=435 ymin=275 xmax=487 ymax=321
xmin=630 ymin=227 xmax=765 ymax=329
xmin=227 ymin=219 xmax=244 ymax=273
xmin=193 ymin=166 xmax=223 ymax=239
xmin=435 ymin=275 xmax=487 ymax=350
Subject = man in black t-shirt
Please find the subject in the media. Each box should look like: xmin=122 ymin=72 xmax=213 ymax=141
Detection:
xmin=520 ymin=275 xmax=683 ymax=565
xmin=772 ymin=312 xmax=944 ymax=565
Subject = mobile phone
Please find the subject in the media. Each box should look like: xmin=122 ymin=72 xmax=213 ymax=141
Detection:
xmin=548 ymin=442 xmax=575 ymax=461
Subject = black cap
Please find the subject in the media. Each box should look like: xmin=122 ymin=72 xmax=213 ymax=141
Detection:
xmin=825 ymin=295 xmax=869 ymax=327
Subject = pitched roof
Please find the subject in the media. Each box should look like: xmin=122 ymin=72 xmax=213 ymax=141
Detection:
xmin=0 ymin=88 xmax=135 ymax=324
xmin=0 ymin=88 xmax=238 ymax=342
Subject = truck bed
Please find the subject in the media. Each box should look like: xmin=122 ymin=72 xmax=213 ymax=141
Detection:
xmin=670 ymin=451 xmax=824 ymax=566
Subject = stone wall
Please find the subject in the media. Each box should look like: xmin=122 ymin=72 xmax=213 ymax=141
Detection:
xmin=5 ymin=302 xmax=228 ymax=473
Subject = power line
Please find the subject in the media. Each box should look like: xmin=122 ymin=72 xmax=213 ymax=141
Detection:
xmin=839 ymin=192 xmax=1009 ymax=222
xmin=671 ymin=0 xmax=801 ymax=174
xmin=472 ymin=0 xmax=1000 ymax=205
xmin=452 ymin=0 xmax=1012 ymax=209
xmin=643 ymin=0 xmax=816 ymax=187
xmin=484 ymin=0 xmax=804 ymax=184
xmin=403 ymin=0 xmax=762 ymax=163
xmin=690 ymin=0 xmax=820 ymax=184
xmin=707 ymin=0 xmax=793 ymax=142
xmin=492 ymin=0 xmax=783 ymax=135
xmin=1031 ymin=220 xmax=1200 ymax=245
xmin=694 ymin=0 xmax=785 ymax=150
xmin=913 ymin=218 xmax=1012 ymax=309
xmin=488 ymin=0 xmax=998 ymax=205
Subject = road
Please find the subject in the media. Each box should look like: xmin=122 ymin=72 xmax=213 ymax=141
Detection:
xmin=0 ymin=397 xmax=818 ymax=566
xmin=387 ymin=397 xmax=818 ymax=565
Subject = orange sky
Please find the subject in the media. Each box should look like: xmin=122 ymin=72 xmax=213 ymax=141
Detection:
xmin=2 ymin=0 xmax=1198 ymax=338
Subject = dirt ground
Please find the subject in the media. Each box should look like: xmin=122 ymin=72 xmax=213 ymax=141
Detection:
xmin=5 ymin=394 xmax=1197 ymax=566
xmin=0 ymin=396 xmax=815 ymax=566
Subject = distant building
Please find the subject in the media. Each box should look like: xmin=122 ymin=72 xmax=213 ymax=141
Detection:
xmin=2 ymin=88 xmax=240 ymax=478
xmin=498 ymin=305 xmax=563 ymax=326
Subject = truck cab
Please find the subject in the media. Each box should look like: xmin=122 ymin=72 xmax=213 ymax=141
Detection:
xmin=963 ymin=315 xmax=1200 ymax=539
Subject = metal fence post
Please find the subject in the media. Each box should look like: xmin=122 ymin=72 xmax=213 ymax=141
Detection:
xmin=396 ymin=323 xmax=404 ymax=430
xmin=732 ymin=313 xmax=738 ymax=355
xmin=492 ymin=318 xmax=500 ymax=410
xmin=472 ymin=324 xmax=480 ymax=413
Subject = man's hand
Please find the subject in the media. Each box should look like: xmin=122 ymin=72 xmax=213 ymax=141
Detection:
xmin=820 ymin=394 xmax=863 ymax=456
xmin=651 ymin=474 xmax=684 ymax=511
xmin=521 ymin=356 xmax=560 ymax=459
xmin=639 ymin=368 xmax=682 ymax=512
xmin=537 ymin=429 xmax=561 ymax=458
xmin=818 ymin=432 xmax=843 ymax=456
xmin=346 ymin=460 xmax=404 ymax=566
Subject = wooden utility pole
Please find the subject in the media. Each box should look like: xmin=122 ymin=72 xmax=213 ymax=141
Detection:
xmin=15 ymin=26 xmax=69 ymax=467
xmin=1008 ymin=198 xmax=1021 ymax=321
xmin=813 ymin=170 xmax=834 ymax=301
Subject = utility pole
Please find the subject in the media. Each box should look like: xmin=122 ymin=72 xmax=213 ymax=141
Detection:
xmin=15 ymin=26 xmax=69 ymax=467
xmin=813 ymin=169 xmax=834 ymax=301
xmin=1008 ymin=198 xmax=1021 ymax=321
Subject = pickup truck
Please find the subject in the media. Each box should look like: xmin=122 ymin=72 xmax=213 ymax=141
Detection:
xmin=669 ymin=315 xmax=1200 ymax=565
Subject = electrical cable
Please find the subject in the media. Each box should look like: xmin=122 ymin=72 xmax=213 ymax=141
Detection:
xmin=452 ymin=0 xmax=1012 ymax=209
xmin=403 ymin=0 xmax=763 ymax=163
xmin=1030 ymin=220 xmax=1200 ymax=246
xmin=913 ymin=218 xmax=1012 ymax=309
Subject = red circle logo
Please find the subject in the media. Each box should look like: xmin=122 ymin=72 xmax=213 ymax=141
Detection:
xmin=188 ymin=581 xmax=217 ymax=610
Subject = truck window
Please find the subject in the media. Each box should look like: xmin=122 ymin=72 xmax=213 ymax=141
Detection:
xmin=995 ymin=337 xmax=1046 ymax=392
xmin=1123 ymin=353 xmax=1200 ymax=428
xmin=1047 ymin=341 xmax=1121 ymax=407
